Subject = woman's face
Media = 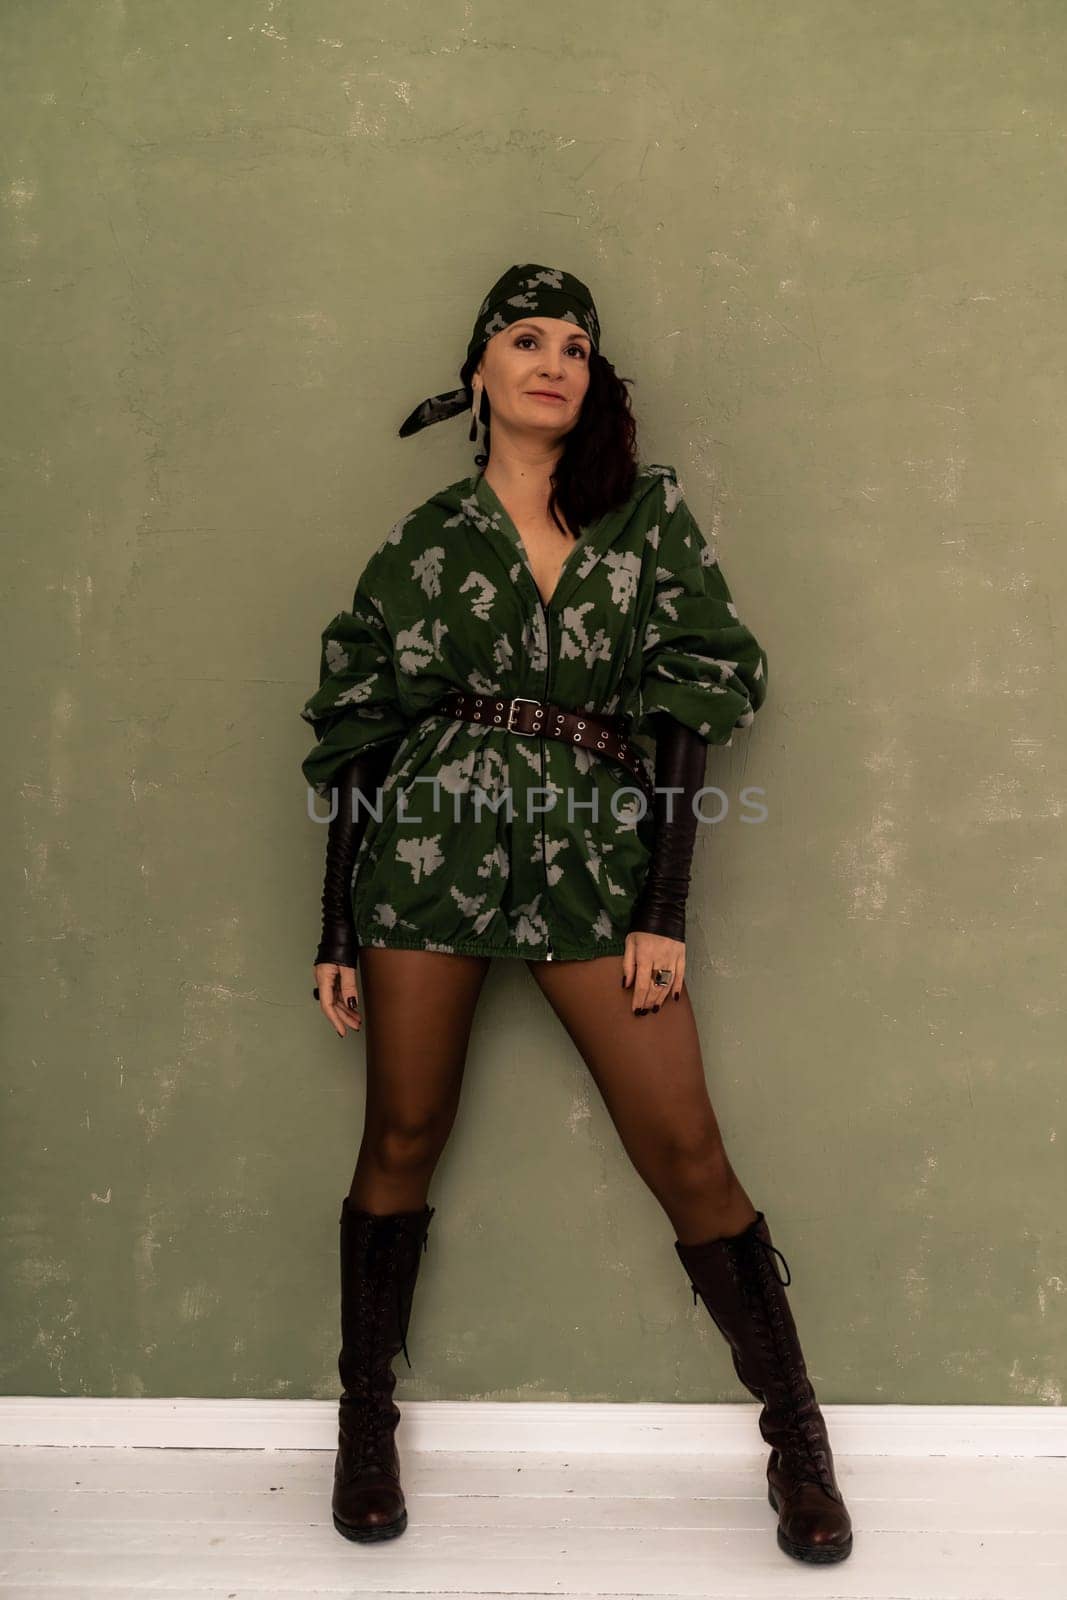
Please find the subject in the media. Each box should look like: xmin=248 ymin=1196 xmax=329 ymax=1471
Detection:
xmin=474 ymin=316 xmax=592 ymax=441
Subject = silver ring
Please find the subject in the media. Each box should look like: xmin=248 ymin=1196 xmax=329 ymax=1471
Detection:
xmin=652 ymin=968 xmax=674 ymax=987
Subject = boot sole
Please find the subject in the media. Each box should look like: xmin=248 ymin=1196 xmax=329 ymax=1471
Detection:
xmin=333 ymin=1506 xmax=408 ymax=1542
xmin=768 ymin=1484 xmax=853 ymax=1563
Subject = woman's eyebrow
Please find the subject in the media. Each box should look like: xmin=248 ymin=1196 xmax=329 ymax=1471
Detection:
xmin=510 ymin=321 xmax=591 ymax=343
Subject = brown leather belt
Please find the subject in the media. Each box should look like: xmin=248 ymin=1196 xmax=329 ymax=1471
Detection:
xmin=433 ymin=688 xmax=654 ymax=804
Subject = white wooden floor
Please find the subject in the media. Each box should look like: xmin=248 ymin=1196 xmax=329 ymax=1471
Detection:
xmin=0 ymin=1444 xmax=1064 ymax=1599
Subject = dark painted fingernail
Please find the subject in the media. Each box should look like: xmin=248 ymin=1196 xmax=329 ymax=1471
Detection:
xmin=620 ymin=977 xmax=626 ymax=987
xmin=674 ymin=992 xmax=680 ymax=1001
xmin=652 ymin=1004 xmax=660 ymax=1012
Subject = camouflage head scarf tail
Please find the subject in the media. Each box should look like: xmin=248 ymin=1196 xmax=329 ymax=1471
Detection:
xmin=397 ymin=262 xmax=602 ymax=438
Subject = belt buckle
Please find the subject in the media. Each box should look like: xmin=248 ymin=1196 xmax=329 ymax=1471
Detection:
xmin=506 ymin=696 xmax=541 ymax=735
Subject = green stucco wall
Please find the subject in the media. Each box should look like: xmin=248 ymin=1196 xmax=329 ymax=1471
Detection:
xmin=3 ymin=0 xmax=1063 ymax=1406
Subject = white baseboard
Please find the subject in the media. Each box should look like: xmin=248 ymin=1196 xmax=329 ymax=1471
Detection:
xmin=0 ymin=1398 xmax=1064 ymax=1456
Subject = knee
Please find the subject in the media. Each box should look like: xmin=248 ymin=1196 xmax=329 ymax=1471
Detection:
xmin=657 ymin=1129 xmax=737 ymax=1205
xmin=366 ymin=1116 xmax=450 ymax=1176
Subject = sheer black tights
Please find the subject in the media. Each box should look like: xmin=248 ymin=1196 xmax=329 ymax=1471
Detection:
xmin=348 ymin=947 xmax=491 ymax=1215
xmin=526 ymin=955 xmax=759 ymax=1243
xmin=348 ymin=948 xmax=758 ymax=1245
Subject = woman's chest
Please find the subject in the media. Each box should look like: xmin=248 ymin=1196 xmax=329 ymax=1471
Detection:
xmin=389 ymin=519 xmax=654 ymax=642
xmin=515 ymin=520 xmax=580 ymax=609
xmin=490 ymin=500 xmax=582 ymax=608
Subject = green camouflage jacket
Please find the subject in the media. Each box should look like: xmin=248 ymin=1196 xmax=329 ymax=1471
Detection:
xmin=300 ymin=463 xmax=768 ymax=962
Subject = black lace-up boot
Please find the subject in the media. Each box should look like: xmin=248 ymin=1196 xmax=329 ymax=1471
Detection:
xmin=331 ymin=1197 xmax=436 ymax=1542
xmin=675 ymin=1210 xmax=853 ymax=1564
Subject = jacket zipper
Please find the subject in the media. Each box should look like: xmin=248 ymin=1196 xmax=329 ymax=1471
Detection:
xmin=540 ymin=598 xmax=554 ymax=961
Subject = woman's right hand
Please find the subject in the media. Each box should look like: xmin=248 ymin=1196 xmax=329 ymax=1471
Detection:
xmin=314 ymin=961 xmax=362 ymax=1038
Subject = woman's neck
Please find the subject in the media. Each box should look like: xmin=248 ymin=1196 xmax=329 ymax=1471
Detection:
xmin=482 ymin=438 xmax=563 ymax=512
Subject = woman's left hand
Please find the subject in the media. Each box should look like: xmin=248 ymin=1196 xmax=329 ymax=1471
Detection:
xmin=622 ymin=930 xmax=686 ymax=1015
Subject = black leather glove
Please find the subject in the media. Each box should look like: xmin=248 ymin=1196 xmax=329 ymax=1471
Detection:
xmin=314 ymin=739 xmax=402 ymax=968
xmin=627 ymin=715 xmax=708 ymax=944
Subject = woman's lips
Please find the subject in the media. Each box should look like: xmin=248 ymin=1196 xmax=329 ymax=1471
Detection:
xmin=528 ymin=392 xmax=566 ymax=402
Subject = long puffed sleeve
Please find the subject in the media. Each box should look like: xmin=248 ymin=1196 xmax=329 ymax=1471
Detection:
xmin=634 ymin=476 xmax=768 ymax=745
xmin=299 ymin=553 xmax=412 ymax=798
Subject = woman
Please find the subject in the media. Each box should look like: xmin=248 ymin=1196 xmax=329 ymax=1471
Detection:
xmin=299 ymin=263 xmax=853 ymax=1564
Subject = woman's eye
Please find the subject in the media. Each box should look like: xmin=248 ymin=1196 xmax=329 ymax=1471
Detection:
xmin=514 ymin=335 xmax=586 ymax=359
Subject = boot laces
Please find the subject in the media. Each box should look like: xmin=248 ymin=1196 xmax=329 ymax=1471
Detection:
xmin=726 ymin=1230 xmax=838 ymax=1499
xmin=340 ymin=1206 xmax=436 ymax=1480
xmin=358 ymin=1205 xmax=435 ymax=1371
xmin=340 ymin=1394 xmax=397 ymax=1473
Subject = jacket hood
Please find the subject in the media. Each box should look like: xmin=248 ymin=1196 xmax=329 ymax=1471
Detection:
xmin=423 ymin=462 xmax=672 ymax=523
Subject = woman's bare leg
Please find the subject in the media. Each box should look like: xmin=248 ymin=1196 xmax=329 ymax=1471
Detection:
xmin=525 ymin=955 xmax=759 ymax=1243
xmin=348 ymin=947 xmax=491 ymax=1214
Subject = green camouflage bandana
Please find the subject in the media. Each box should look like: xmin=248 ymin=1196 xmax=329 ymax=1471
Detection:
xmin=397 ymin=262 xmax=601 ymax=438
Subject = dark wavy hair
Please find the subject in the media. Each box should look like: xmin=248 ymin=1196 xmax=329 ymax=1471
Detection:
xmin=459 ymin=344 xmax=639 ymax=536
